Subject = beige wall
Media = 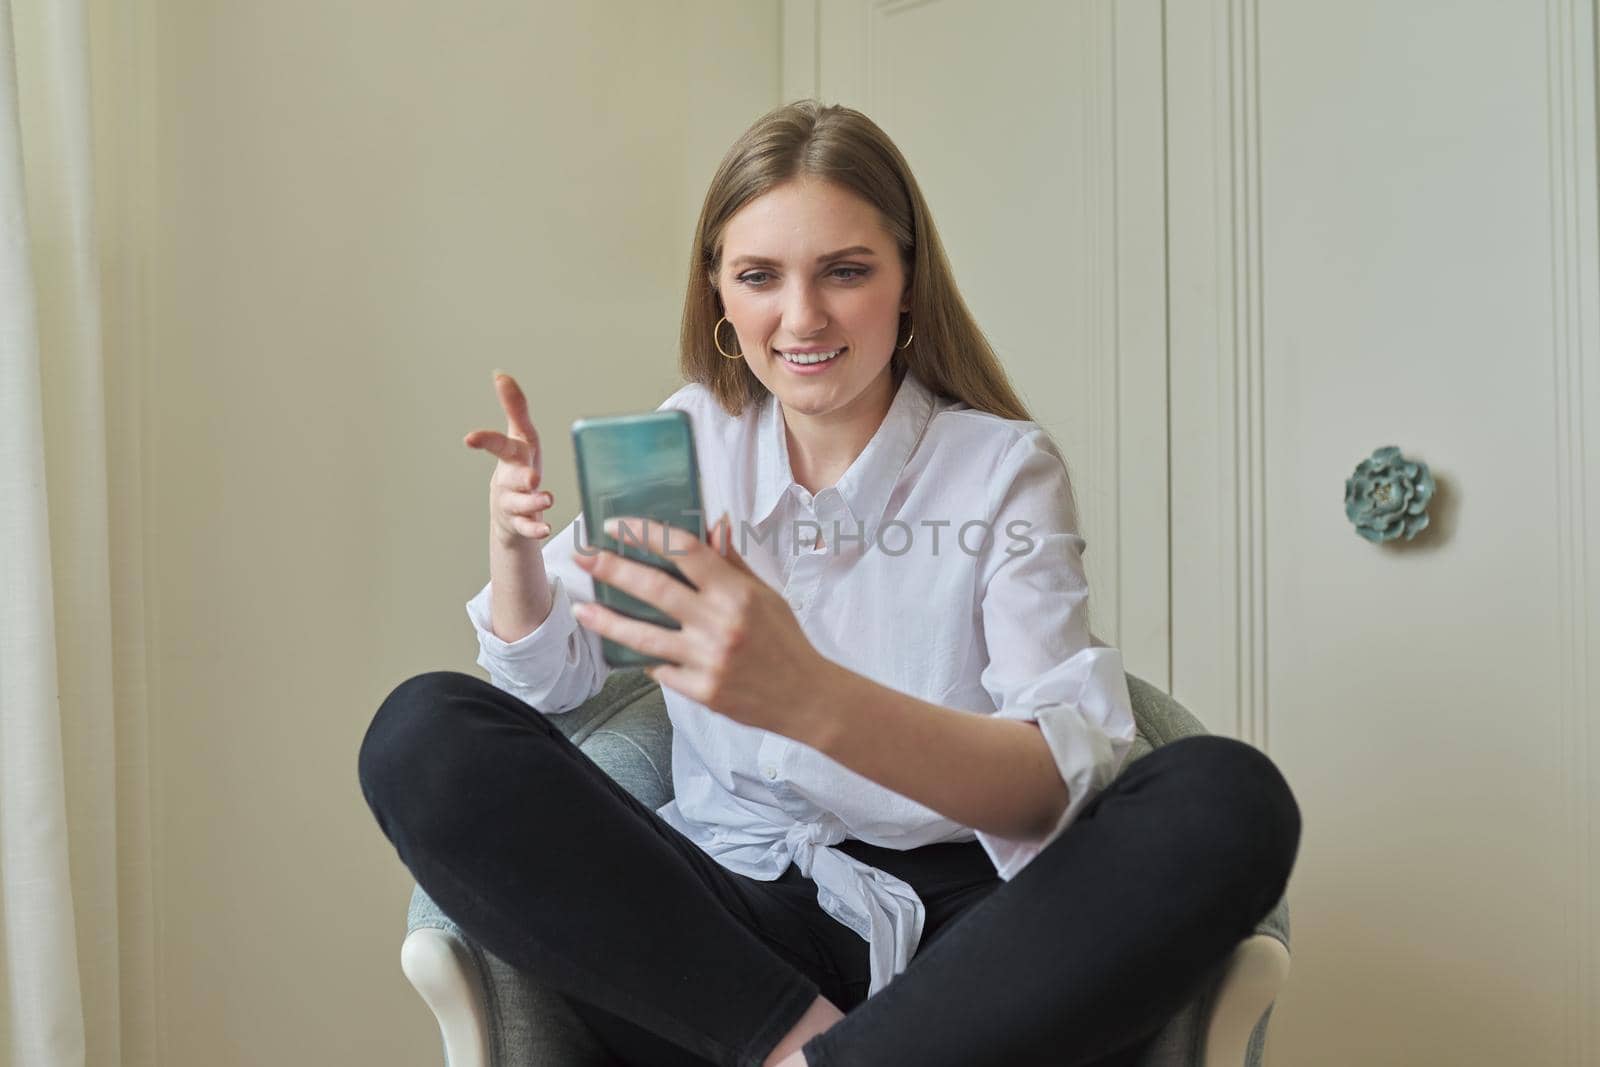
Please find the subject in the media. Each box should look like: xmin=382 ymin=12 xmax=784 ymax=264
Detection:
xmin=1164 ymin=1 xmax=1600 ymax=1061
xmin=127 ymin=2 xmax=780 ymax=1061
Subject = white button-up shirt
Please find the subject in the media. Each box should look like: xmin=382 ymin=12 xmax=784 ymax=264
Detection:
xmin=465 ymin=368 xmax=1137 ymax=996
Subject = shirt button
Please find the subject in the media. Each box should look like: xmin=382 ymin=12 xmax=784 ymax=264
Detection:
xmin=762 ymin=764 xmax=778 ymax=780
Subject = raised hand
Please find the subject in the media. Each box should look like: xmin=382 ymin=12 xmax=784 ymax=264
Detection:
xmin=464 ymin=372 xmax=555 ymax=547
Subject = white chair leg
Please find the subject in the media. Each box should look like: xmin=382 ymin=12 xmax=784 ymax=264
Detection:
xmin=402 ymin=927 xmax=491 ymax=1067
xmin=1202 ymin=933 xmax=1291 ymax=1066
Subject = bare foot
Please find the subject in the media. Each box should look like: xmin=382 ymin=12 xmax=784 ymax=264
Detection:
xmin=762 ymin=994 xmax=844 ymax=1067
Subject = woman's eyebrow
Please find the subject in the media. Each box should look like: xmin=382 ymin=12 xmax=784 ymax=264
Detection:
xmin=729 ymin=245 xmax=878 ymax=269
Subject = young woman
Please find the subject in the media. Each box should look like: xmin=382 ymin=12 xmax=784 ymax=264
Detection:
xmin=359 ymin=101 xmax=1301 ymax=1067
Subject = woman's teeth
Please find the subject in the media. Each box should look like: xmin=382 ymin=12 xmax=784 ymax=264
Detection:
xmin=777 ymin=348 xmax=844 ymax=365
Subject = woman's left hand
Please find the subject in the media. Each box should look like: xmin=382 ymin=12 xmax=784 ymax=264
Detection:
xmin=571 ymin=513 xmax=838 ymax=742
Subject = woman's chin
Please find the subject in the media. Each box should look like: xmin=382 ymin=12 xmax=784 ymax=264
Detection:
xmin=774 ymin=393 xmax=827 ymax=420
xmin=765 ymin=365 xmax=827 ymax=395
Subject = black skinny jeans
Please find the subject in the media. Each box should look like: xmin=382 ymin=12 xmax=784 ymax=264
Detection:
xmin=358 ymin=670 xmax=1301 ymax=1067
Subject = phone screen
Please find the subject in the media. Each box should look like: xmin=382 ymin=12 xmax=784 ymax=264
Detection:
xmin=571 ymin=409 xmax=704 ymax=669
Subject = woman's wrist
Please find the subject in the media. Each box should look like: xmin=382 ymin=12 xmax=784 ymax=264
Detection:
xmin=487 ymin=523 xmax=553 ymax=641
xmin=793 ymin=657 xmax=852 ymax=755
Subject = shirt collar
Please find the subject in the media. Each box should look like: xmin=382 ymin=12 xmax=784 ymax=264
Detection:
xmin=752 ymin=368 xmax=937 ymax=529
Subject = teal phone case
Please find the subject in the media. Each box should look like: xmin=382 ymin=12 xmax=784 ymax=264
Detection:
xmin=571 ymin=409 xmax=704 ymax=669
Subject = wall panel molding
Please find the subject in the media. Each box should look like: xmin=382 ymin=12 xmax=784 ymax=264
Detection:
xmin=1226 ymin=0 xmax=1267 ymax=748
xmin=1114 ymin=0 xmax=1174 ymax=685
xmin=1167 ymin=0 xmax=1266 ymax=745
xmin=1546 ymin=1 xmax=1600 ymax=1062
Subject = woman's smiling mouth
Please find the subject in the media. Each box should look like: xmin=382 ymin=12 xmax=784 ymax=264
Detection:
xmin=775 ymin=346 xmax=846 ymax=372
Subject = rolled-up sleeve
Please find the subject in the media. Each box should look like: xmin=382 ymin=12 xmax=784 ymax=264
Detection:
xmin=463 ymin=512 xmax=611 ymax=713
xmin=972 ymin=429 xmax=1138 ymax=880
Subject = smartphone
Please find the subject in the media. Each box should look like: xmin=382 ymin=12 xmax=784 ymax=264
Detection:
xmin=571 ymin=409 xmax=705 ymax=669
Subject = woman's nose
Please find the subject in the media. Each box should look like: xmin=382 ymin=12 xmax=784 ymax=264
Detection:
xmin=783 ymin=282 xmax=829 ymax=337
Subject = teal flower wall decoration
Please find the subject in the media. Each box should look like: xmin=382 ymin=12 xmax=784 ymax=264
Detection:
xmin=1345 ymin=446 xmax=1434 ymax=543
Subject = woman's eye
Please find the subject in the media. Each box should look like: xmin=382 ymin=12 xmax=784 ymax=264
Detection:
xmin=736 ymin=267 xmax=869 ymax=287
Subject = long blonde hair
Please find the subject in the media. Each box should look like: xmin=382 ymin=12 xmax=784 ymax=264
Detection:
xmin=679 ymin=100 xmax=1037 ymax=427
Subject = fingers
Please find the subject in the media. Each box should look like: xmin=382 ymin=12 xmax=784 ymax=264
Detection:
xmin=465 ymin=429 xmax=544 ymax=493
xmin=643 ymin=661 xmax=697 ymax=702
xmin=499 ymin=487 xmax=554 ymax=540
xmin=600 ymin=516 xmax=721 ymax=587
xmin=494 ymin=373 xmax=542 ymax=482
xmin=509 ymin=515 xmax=552 ymax=540
xmin=574 ymin=545 xmax=701 ymax=625
xmin=572 ymin=600 xmax=689 ymax=666
xmin=708 ymin=512 xmax=755 ymax=575
xmin=502 ymin=488 xmax=555 ymax=514
xmin=463 ymin=428 xmax=534 ymax=466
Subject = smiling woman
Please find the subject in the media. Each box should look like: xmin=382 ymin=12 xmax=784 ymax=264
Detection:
xmin=362 ymin=99 xmax=1302 ymax=1067
xmin=679 ymin=103 xmax=1035 ymax=487
xmin=710 ymin=179 xmax=909 ymax=491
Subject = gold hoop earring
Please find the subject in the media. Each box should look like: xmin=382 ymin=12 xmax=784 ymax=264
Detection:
xmin=896 ymin=316 xmax=915 ymax=351
xmin=713 ymin=316 xmax=743 ymax=360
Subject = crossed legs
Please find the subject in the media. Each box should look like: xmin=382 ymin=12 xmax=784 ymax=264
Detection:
xmin=359 ymin=671 xmax=1300 ymax=1067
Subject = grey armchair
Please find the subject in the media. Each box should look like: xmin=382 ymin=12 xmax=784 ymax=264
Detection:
xmin=399 ymin=669 xmax=1292 ymax=1066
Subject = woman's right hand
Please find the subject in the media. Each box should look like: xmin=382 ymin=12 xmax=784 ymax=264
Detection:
xmin=464 ymin=372 xmax=555 ymax=547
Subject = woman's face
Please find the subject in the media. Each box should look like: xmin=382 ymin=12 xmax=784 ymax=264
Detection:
xmin=713 ymin=178 xmax=911 ymax=423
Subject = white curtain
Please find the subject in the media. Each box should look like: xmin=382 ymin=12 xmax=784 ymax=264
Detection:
xmin=1 ymin=0 xmax=155 ymax=1063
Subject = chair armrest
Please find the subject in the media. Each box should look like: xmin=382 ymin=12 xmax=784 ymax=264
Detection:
xmin=401 ymin=928 xmax=490 ymax=1067
xmin=1205 ymin=933 xmax=1291 ymax=1066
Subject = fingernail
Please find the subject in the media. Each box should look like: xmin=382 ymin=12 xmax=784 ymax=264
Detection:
xmin=492 ymin=367 xmax=508 ymax=380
